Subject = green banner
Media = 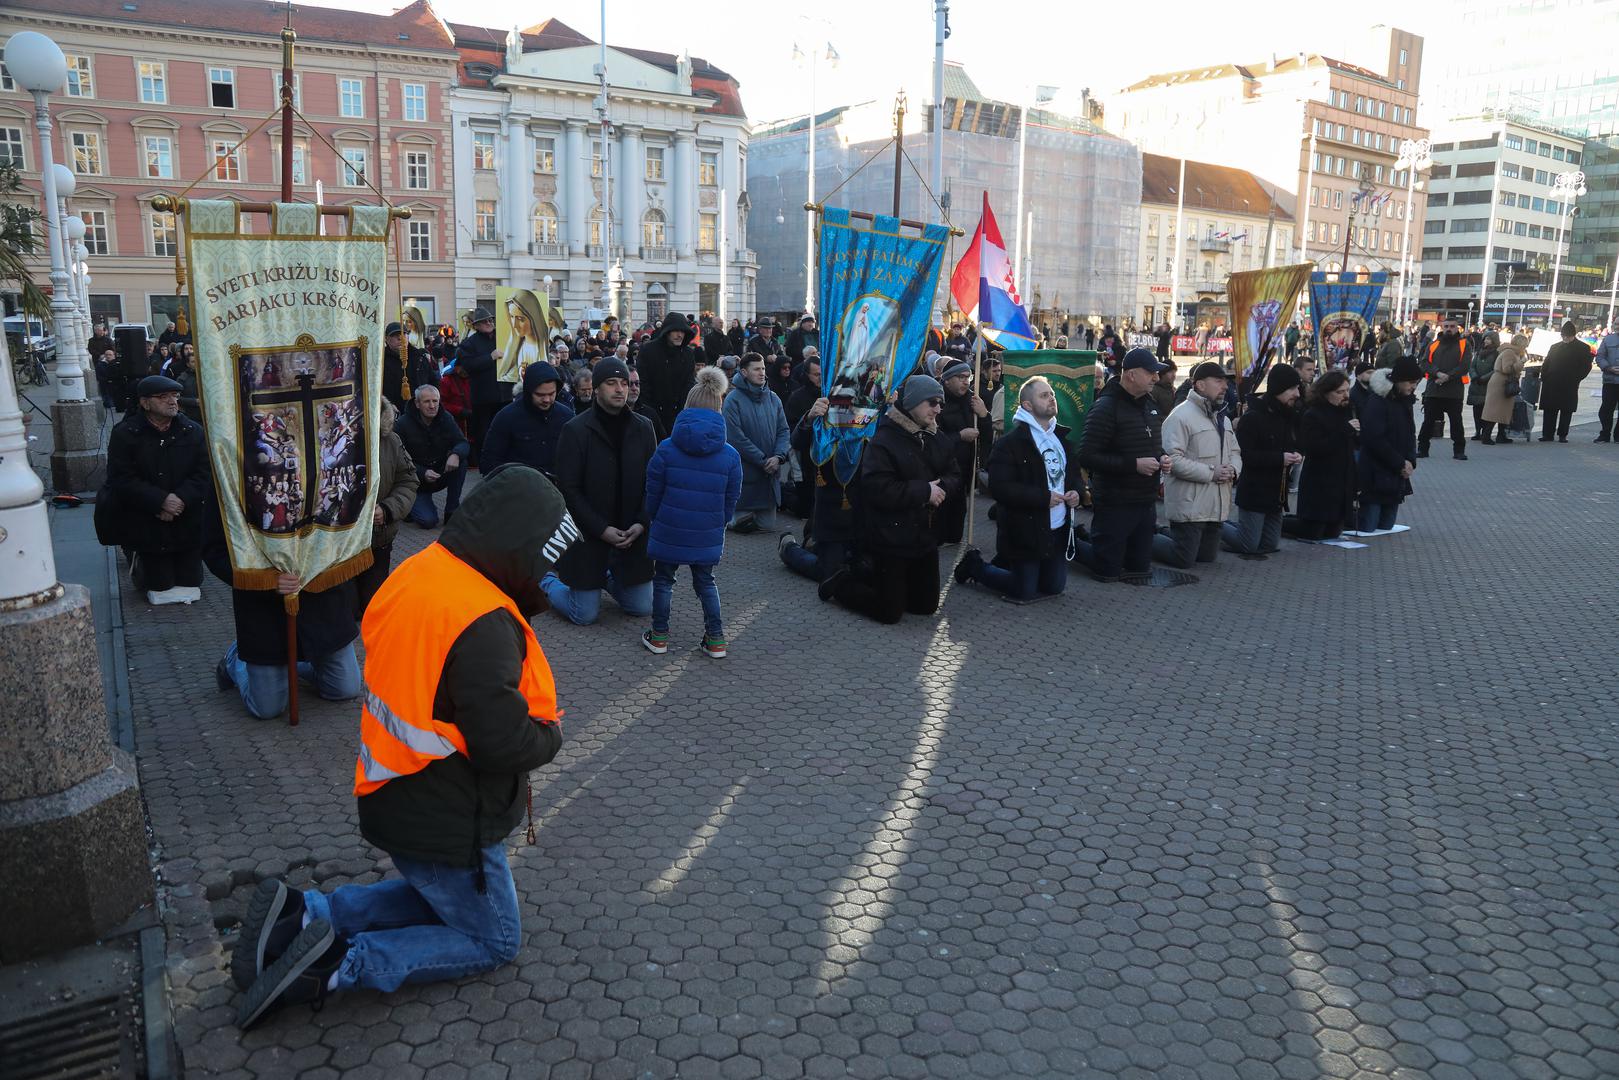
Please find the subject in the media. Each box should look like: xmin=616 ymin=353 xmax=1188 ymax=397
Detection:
xmin=999 ymin=350 xmax=1097 ymax=442
xmin=186 ymin=199 xmax=390 ymax=594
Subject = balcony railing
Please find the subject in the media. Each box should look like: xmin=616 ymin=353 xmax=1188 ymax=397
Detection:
xmin=734 ymin=249 xmax=758 ymax=267
xmin=1198 ymin=237 xmax=1232 ymax=253
xmin=640 ymin=245 xmax=676 ymax=262
xmin=528 ymin=241 xmax=568 ymax=257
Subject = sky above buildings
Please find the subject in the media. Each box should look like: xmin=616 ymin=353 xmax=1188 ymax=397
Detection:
xmin=303 ymin=0 xmax=1453 ymax=125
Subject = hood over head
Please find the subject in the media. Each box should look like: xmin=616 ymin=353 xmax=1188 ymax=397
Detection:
xmin=670 ymin=405 xmax=728 ymax=456
xmin=439 ymin=465 xmax=579 ymax=617
xmin=657 ymin=311 xmax=691 ymax=345
xmin=523 ymin=360 xmax=561 ymax=394
xmin=1369 ymin=368 xmax=1396 ymax=398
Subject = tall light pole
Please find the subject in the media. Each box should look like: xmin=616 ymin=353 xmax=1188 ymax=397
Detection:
xmin=1545 ymin=169 xmax=1587 ymax=328
xmin=930 ymin=1 xmax=948 ymax=211
xmin=1394 ymin=137 xmax=1431 ymax=324
xmin=595 ymin=0 xmax=612 ymax=314
xmin=1168 ymin=111 xmax=1208 ymax=331
xmin=793 ymin=24 xmax=836 ymax=316
xmin=1012 ymin=85 xmax=1056 ymax=293
xmin=1298 ymin=129 xmax=1317 ymax=263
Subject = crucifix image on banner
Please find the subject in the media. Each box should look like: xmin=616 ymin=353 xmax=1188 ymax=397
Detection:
xmin=234 ymin=333 xmax=370 ymax=536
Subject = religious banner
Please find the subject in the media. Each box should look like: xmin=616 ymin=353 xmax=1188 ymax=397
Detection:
xmin=185 ymin=198 xmax=389 ymax=595
xmin=1228 ymin=263 xmax=1315 ymax=389
xmin=495 ymin=286 xmax=561 ymax=384
xmin=1309 ymin=270 xmax=1388 ymax=365
xmin=999 ymin=350 xmax=1097 ymax=443
xmin=812 ymin=207 xmax=951 ymax=482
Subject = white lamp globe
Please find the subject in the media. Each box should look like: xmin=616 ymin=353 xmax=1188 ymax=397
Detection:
xmin=3 ymin=32 xmax=67 ymax=95
xmin=65 ymin=215 xmax=86 ymax=240
xmin=51 ymin=163 xmax=76 ymax=199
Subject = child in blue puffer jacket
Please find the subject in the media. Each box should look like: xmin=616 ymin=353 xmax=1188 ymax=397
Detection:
xmin=642 ymin=367 xmax=742 ymax=657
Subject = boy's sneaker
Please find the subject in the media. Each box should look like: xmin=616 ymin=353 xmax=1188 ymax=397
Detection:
xmin=701 ymin=634 xmax=728 ymax=659
xmin=641 ymin=629 xmax=669 ymax=654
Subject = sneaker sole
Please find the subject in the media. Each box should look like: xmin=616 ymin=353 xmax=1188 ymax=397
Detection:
xmin=703 ymin=647 xmax=727 ymax=658
xmin=233 ymin=879 xmax=290 ymax=991
xmin=642 ymin=637 xmax=668 ymax=654
xmin=236 ymin=919 xmax=335 ymax=1030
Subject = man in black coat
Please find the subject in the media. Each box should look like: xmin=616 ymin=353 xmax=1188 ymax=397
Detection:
xmin=381 ymin=321 xmax=439 ymax=413
xmin=1075 ymin=349 xmax=1172 ymax=581
xmin=1418 ymin=318 xmax=1469 ymax=460
xmin=482 ymin=361 xmax=575 ymax=482
xmin=101 ymin=375 xmax=212 ymax=604
xmin=541 ymin=357 xmax=658 ymax=625
xmin=231 ymin=467 xmax=572 ymax=1028
xmin=454 ymin=308 xmax=503 ymax=465
xmin=1223 ymin=363 xmax=1302 ymax=555
xmin=1539 ymin=321 xmax=1594 ymax=442
xmin=954 ymin=376 xmax=1082 ymax=601
xmin=821 ymin=375 xmax=959 ymax=623
xmin=396 ymin=383 xmax=472 ymax=527
xmin=636 ymin=312 xmax=699 ymax=436
xmin=785 ymin=314 xmax=820 ymax=364
xmin=747 ymin=319 xmax=784 ymax=360
xmin=933 ymin=358 xmax=989 ymax=544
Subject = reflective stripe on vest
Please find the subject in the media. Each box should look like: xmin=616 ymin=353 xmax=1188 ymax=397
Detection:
xmin=353 ymin=542 xmax=558 ymax=797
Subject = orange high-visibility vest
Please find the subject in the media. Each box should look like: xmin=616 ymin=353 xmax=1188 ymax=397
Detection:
xmin=353 ymin=542 xmax=558 ymax=796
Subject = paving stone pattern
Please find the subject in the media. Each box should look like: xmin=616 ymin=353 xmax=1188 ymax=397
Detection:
xmin=125 ymin=437 xmax=1619 ymax=1079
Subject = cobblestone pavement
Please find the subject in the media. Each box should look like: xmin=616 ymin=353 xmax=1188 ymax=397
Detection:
xmin=121 ymin=430 xmax=1619 ymax=1080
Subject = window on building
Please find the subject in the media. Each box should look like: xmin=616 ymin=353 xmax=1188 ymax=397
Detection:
xmin=1334 ymin=157 xmax=1345 ymax=176
xmin=591 ymin=140 xmax=604 ymax=178
xmin=642 ymin=208 xmax=666 ymax=247
xmin=273 ymin=72 xmax=301 ymax=109
xmin=1333 ymin=190 xmax=1343 ymax=209
xmin=209 ymin=67 xmax=235 ymax=108
xmin=1453 ymin=190 xmax=1490 ymax=205
xmin=472 ymin=131 xmax=496 ymax=170
xmin=0 ymin=60 xmax=11 ymax=91
xmin=699 ymin=150 xmax=718 ymax=186
xmin=333 ymin=77 xmax=361 ymax=117
xmin=1535 ymin=169 xmax=1548 ymax=185
xmin=1351 ymin=160 xmax=1362 ymax=179
xmin=1377 ymin=101 xmax=1386 ymax=119
xmin=645 ymin=146 xmax=664 ymax=181
xmin=1528 ymin=224 xmax=1543 ymax=239
xmin=1451 ymin=218 xmax=1488 ymax=233
xmin=211 ymin=138 xmax=241 ymax=181
xmin=475 ymin=199 xmax=498 ymax=242
xmin=1336 ymin=124 xmax=1345 ymax=141
xmin=403 ymin=149 xmax=429 ymax=189
xmin=341 ymin=147 xmax=368 ymax=187
xmin=1514 ymin=221 xmax=1527 ymax=236
xmin=81 ymin=209 xmax=109 ymax=254
xmin=1422 ymin=246 xmax=1443 ymax=261
xmin=138 ymin=61 xmax=166 ymax=104
xmin=143 ymin=134 xmax=172 ymax=178
xmin=1310 ymin=188 xmax=1319 ymax=207
xmin=1352 ymin=128 xmax=1361 ymax=145
xmin=402 ymin=83 xmax=426 ymax=122
xmin=1530 ymin=196 xmax=1545 ymax=212
xmin=150 ymin=209 xmax=177 ymax=256
xmin=0 ymin=126 xmax=22 ymax=168
xmin=1355 ymin=95 xmax=1364 ymax=113
xmin=589 ymin=207 xmax=604 ymax=247
xmin=532 ymin=203 xmax=558 ymax=245
xmin=1399 ymin=47 xmax=1408 ymax=65
xmin=1538 ymin=142 xmax=1552 ymax=157
xmin=64 ymin=55 xmax=93 ymax=97
xmin=1567 ymin=149 xmax=1581 ymax=165
xmin=1503 ymin=133 xmax=1523 ymax=151
xmin=70 ymin=130 xmax=102 ymax=174
xmin=408 ymin=220 xmax=431 ymax=261
xmin=1330 ymin=224 xmax=1340 ymax=243
xmin=289 ymin=143 xmax=306 ymax=185
xmin=698 ymin=211 xmax=717 ymax=251
xmin=1501 ymin=162 xmax=1520 ymax=179
xmin=1374 ymin=164 xmax=1384 ymax=183
xmin=1425 ymin=219 xmax=1446 ymax=234
xmin=534 ymin=137 xmax=555 ymax=173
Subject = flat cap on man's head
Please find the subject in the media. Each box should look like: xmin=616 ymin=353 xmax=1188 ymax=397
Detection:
xmin=137 ymin=375 xmax=182 ymax=397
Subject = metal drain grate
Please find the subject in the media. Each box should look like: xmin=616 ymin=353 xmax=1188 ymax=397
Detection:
xmin=0 ymin=994 xmax=137 ymax=1080
xmin=1120 ymin=568 xmax=1200 ymax=587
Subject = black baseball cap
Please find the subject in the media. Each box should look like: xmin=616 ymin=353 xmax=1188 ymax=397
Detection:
xmin=1190 ymin=361 xmax=1227 ymax=381
xmin=1122 ymin=347 xmax=1171 ymax=373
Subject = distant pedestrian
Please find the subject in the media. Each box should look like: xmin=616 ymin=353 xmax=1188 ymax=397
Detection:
xmin=722 ymin=353 xmax=790 ymax=534
xmin=1419 ymin=319 xmax=1469 ymax=459
xmin=1480 ymin=333 xmax=1527 ymax=445
xmin=1593 ymin=326 xmax=1619 ymax=442
xmin=1289 ymin=371 xmax=1359 ymax=541
xmin=1538 ymin=321 xmax=1593 ymax=443
xmin=1356 ymin=356 xmax=1421 ymax=532
xmin=1222 ymin=363 xmax=1301 ymax=556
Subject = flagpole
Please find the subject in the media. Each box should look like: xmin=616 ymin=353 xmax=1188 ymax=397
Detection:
xmin=280 ymin=6 xmax=300 ymax=727
xmin=966 ymin=328 xmax=983 ymax=547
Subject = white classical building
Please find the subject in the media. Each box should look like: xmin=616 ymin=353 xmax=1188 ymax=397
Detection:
xmin=448 ymin=19 xmax=754 ymax=327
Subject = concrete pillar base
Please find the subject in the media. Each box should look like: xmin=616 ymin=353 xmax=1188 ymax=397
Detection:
xmin=0 ymin=585 xmax=153 ymax=963
xmin=50 ymin=398 xmax=104 ymax=494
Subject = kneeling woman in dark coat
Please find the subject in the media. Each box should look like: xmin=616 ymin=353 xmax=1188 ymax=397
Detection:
xmin=1289 ymin=370 xmax=1359 ymax=541
xmin=1356 ymin=355 xmax=1422 ymax=533
xmin=821 ymin=375 xmax=959 ymax=623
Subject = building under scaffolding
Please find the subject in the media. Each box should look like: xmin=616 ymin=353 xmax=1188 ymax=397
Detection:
xmin=748 ymin=63 xmax=1142 ymax=334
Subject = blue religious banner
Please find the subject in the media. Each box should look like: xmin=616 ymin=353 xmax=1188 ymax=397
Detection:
xmin=1310 ymin=270 xmax=1388 ymax=366
xmin=812 ymin=208 xmax=950 ymax=483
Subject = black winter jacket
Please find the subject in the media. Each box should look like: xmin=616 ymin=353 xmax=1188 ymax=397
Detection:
xmin=1077 ymin=380 xmax=1163 ymax=507
xmin=1233 ymin=394 xmax=1299 ymax=513
xmin=989 ymin=419 xmax=1081 ymax=561
xmin=455 ymin=330 xmax=504 ymax=406
xmin=791 ymin=413 xmax=856 ymax=546
xmin=1295 ymin=402 xmax=1358 ymax=525
xmin=938 ymin=388 xmax=981 ymax=477
xmin=1357 ymin=370 xmax=1417 ymax=504
xmin=554 ymin=405 xmax=657 ymax=588
xmin=636 ymin=313 xmax=699 ymax=435
xmin=483 ymin=363 xmax=575 ymax=479
xmin=855 ymin=409 xmax=960 ymax=557
xmin=396 ymin=401 xmax=471 ymax=476
xmin=382 ymin=342 xmax=439 ymax=412
xmin=101 ymin=412 xmax=212 ymax=552
xmin=358 ymin=467 xmax=564 ymax=868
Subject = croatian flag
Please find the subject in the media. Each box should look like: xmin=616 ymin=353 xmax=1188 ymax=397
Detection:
xmin=950 ymin=193 xmax=1036 ymax=348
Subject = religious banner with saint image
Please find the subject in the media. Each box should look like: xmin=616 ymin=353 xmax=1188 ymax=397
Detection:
xmin=812 ymin=207 xmax=950 ymax=483
xmin=495 ymin=286 xmax=561 ymax=384
xmin=184 ymin=198 xmax=389 ymax=594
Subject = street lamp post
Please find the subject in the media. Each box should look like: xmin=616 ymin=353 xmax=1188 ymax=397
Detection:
xmin=793 ymin=25 xmax=836 ymax=317
xmin=1394 ymin=138 xmax=1431 ymax=325
xmin=1298 ymin=129 xmax=1317 ymax=264
xmin=1546 ymin=169 xmax=1587 ymax=328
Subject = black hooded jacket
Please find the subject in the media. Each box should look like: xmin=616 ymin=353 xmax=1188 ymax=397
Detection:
xmin=636 ymin=312 xmax=699 ymax=434
xmin=482 ymin=362 xmax=576 ymax=479
xmin=358 ymin=466 xmax=569 ymax=868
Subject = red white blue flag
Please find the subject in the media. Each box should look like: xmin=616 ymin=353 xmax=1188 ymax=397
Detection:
xmin=950 ymin=193 xmax=1036 ymax=348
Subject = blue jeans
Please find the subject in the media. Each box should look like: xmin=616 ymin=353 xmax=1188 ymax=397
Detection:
xmin=652 ymin=562 xmax=723 ymax=637
xmin=407 ymin=464 xmax=467 ymax=526
xmin=970 ymin=536 xmax=1069 ymax=601
xmin=1357 ymin=501 xmax=1400 ymax=531
xmin=781 ymin=539 xmax=846 ymax=583
xmin=540 ymin=568 xmax=653 ymax=626
xmin=302 ymin=843 xmax=520 ymax=993
xmin=221 ymin=640 xmax=360 ymax=720
xmin=1073 ymin=503 xmax=1156 ymax=579
xmin=1221 ymin=509 xmax=1282 ymax=554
